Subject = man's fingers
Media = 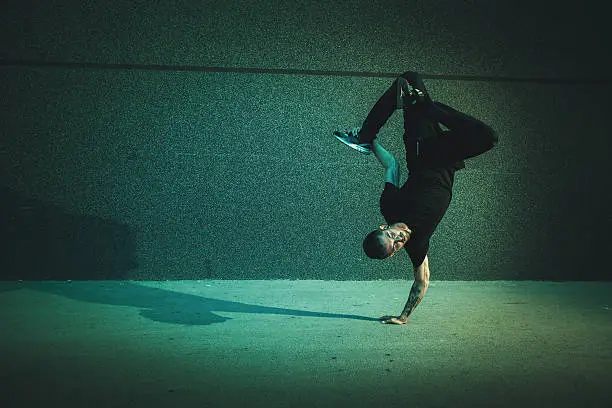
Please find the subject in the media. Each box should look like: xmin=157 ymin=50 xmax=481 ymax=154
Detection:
xmin=379 ymin=315 xmax=407 ymax=325
xmin=387 ymin=318 xmax=406 ymax=325
xmin=380 ymin=316 xmax=397 ymax=324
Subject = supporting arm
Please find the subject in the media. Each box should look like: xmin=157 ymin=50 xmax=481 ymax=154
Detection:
xmin=381 ymin=255 xmax=430 ymax=324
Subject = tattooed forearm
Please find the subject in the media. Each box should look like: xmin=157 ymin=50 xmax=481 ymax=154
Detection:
xmin=399 ymin=280 xmax=429 ymax=320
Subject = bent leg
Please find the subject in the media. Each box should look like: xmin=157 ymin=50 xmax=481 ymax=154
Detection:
xmin=419 ymin=102 xmax=498 ymax=165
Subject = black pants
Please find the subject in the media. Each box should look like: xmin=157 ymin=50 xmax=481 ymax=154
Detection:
xmin=359 ymin=71 xmax=498 ymax=169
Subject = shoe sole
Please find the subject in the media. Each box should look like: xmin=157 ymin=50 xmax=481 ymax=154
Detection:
xmin=334 ymin=134 xmax=372 ymax=154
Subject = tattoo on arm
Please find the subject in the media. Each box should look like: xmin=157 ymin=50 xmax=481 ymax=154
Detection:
xmin=399 ymin=280 xmax=429 ymax=320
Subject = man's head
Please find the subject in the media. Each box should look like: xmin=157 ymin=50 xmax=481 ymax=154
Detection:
xmin=362 ymin=223 xmax=412 ymax=259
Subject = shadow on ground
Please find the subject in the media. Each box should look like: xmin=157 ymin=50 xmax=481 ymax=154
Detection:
xmin=9 ymin=281 xmax=378 ymax=325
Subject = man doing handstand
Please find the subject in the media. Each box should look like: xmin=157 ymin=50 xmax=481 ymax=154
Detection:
xmin=334 ymin=71 xmax=498 ymax=325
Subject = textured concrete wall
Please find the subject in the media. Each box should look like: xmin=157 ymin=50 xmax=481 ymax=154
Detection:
xmin=1 ymin=0 xmax=610 ymax=280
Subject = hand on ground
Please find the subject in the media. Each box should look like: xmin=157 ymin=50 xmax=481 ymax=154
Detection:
xmin=379 ymin=315 xmax=408 ymax=325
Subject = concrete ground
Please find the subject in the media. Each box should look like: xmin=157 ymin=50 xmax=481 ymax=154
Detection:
xmin=1 ymin=280 xmax=610 ymax=408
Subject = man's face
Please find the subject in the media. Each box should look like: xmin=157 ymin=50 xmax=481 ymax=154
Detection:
xmin=378 ymin=223 xmax=411 ymax=257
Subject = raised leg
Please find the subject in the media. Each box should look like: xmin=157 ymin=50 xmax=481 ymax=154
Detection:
xmin=359 ymin=71 xmax=434 ymax=144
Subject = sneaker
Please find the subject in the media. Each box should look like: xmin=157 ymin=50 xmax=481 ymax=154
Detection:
xmin=333 ymin=127 xmax=372 ymax=154
xmin=397 ymin=77 xmax=425 ymax=109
